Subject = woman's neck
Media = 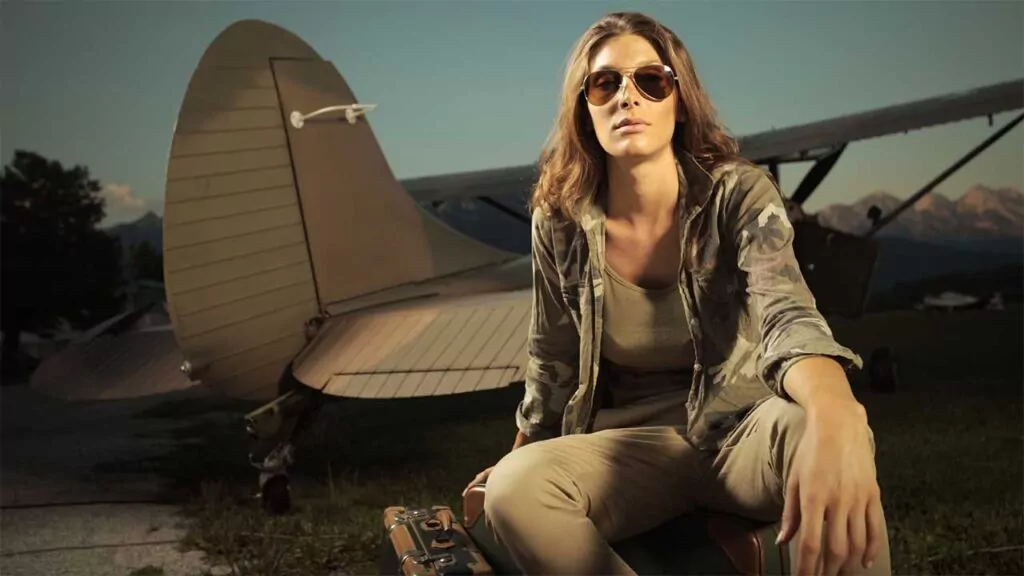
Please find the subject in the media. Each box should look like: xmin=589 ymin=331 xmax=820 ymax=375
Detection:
xmin=604 ymin=148 xmax=679 ymax=230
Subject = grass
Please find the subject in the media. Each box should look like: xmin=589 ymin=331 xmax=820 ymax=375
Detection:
xmin=831 ymin=306 xmax=1024 ymax=574
xmin=99 ymin=306 xmax=1023 ymax=575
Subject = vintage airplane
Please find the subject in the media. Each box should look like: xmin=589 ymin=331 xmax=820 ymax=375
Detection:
xmin=29 ymin=19 xmax=1022 ymax=517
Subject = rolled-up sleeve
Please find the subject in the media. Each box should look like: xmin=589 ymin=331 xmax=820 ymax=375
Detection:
xmin=514 ymin=207 xmax=581 ymax=440
xmin=726 ymin=166 xmax=862 ymax=399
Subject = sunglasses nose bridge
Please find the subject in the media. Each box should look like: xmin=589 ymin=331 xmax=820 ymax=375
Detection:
xmin=617 ymin=71 xmax=639 ymax=103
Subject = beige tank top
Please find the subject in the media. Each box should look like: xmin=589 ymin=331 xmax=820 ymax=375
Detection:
xmin=601 ymin=263 xmax=695 ymax=370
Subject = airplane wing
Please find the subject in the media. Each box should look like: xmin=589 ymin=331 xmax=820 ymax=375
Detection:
xmin=404 ymin=165 xmax=538 ymax=206
xmin=293 ymin=288 xmax=531 ymax=398
xmin=30 ymin=305 xmax=195 ymax=400
xmin=400 ymin=79 xmax=1024 ymax=204
xmin=739 ymin=79 xmax=1023 ymax=164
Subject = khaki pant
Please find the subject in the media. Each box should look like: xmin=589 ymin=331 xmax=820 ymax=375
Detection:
xmin=483 ymin=394 xmax=893 ymax=575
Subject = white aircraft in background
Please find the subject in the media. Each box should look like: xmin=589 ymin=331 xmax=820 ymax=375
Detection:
xmin=919 ymin=290 xmax=1007 ymax=311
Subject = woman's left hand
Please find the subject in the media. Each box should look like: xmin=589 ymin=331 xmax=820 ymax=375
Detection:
xmin=776 ymin=399 xmax=883 ymax=576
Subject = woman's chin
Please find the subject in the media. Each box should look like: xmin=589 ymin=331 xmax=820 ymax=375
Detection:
xmin=605 ymin=141 xmax=670 ymax=161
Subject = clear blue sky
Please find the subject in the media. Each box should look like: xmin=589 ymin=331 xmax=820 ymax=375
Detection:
xmin=3 ymin=0 xmax=1021 ymax=224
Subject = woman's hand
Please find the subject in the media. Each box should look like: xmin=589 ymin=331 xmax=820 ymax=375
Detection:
xmin=462 ymin=466 xmax=495 ymax=498
xmin=777 ymin=398 xmax=883 ymax=576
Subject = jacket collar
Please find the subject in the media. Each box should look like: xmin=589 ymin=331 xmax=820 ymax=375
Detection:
xmin=678 ymin=151 xmax=714 ymax=221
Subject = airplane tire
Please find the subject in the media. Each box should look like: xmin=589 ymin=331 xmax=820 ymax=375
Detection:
xmin=868 ymin=346 xmax=898 ymax=393
xmin=261 ymin=474 xmax=291 ymax=515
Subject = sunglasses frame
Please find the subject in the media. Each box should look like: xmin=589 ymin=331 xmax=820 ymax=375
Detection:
xmin=581 ymin=64 xmax=679 ymax=106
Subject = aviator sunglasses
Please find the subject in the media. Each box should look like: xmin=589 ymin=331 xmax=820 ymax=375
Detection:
xmin=581 ymin=64 xmax=678 ymax=106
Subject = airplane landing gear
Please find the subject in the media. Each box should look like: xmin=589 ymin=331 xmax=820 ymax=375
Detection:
xmin=260 ymin=474 xmax=292 ymax=515
xmin=245 ymin=377 xmax=322 ymax=515
xmin=253 ymin=443 xmax=294 ymax=515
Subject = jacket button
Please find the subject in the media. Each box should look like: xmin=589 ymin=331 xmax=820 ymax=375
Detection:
xmin=689 ymin=317 xmax=700 ymax=329
xmin=693 ymin=363 xmax=703 ymax=372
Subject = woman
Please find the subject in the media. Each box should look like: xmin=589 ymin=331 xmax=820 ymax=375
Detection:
xmin=464 ymin=11 xmax=891 ymax=576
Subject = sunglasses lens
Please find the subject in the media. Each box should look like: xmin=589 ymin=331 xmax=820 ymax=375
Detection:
xmin=585 ymin=70 xmax=622 ymax=105
xmin=634 ymin=66 xmax=674 ymax=101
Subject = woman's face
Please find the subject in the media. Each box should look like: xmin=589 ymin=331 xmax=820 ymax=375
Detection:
xmin=584 ymin=34 xmax=679 ymax=162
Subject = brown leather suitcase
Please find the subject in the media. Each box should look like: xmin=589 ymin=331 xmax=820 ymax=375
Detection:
xmin=462 ymin=483 xmax=789 ymax=575
xmin=381 ymin=505 xmax=494 ymax=575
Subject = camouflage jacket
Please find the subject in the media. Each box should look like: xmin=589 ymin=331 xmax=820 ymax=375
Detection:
xmin=516 ymin=152 xmax=862 ymax=451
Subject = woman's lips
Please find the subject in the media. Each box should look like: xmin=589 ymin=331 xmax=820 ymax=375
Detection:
xmin=615 ymin=123 xmax=647 ymax=134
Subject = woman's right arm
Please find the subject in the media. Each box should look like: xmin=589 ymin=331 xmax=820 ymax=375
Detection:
xmin=513 ymin=207 xmax=582 ymax=444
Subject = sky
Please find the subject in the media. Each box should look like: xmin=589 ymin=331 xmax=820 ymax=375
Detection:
xmin=2 ymin=0 xmax=1022 ymax=225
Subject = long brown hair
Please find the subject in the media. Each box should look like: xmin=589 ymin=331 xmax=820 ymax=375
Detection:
xmin=530 ymin=11 xmax=744 ymax=221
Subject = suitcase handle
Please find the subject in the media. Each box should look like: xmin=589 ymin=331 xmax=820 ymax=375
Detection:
xmin=463 ymin=482 xmax=488 ymax=529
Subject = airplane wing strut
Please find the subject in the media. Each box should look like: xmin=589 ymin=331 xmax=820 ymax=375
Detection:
xmin=790 ymin=144 xmax=847 ymax=205
xmin=865 ymin=111 xmax=1024 ymax=237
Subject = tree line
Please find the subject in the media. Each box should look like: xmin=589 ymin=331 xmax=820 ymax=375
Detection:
xmin=1 ymin=150 xmax=162 ymax=380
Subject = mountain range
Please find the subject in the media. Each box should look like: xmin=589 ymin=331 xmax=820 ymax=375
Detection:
xmin=816 ymin=185 xmax=1023 ymax=243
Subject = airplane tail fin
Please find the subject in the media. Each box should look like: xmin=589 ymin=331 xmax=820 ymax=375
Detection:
xmin=269 ymin=57 xmax=519 ymax=306
xmin=161 ymin=20 xmax=517 ymax=401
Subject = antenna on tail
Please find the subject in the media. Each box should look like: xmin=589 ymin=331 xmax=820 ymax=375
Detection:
xmin=289 ymin=103 xmax=378 ymax=128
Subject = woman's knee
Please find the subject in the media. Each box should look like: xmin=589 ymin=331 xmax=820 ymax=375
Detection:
xmin=484 ymin=442 xmax=574 ymax=526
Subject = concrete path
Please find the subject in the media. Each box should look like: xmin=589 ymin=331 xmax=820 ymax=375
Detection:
xmin=1 ymin=503 xmax=210 ymax=576
xmin=1 ymin=385 xmax=225 ymax=576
